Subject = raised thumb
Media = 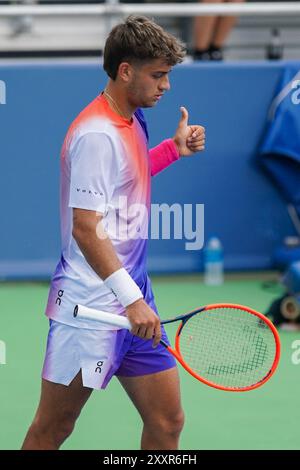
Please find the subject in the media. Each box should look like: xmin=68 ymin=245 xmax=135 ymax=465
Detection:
xmin=179 ymin=106 xmax=189 ymax=126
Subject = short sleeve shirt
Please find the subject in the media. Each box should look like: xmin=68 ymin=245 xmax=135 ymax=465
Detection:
xmin=45 ymin=95 xmax=151 ymax=329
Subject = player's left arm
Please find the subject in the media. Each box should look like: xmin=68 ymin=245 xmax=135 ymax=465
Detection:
xmin=149 ymin=106 xmax=205 ymax=176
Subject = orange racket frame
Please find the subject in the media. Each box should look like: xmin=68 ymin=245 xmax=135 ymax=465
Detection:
xmin=163 ymin=303 xmax=281 ymax=392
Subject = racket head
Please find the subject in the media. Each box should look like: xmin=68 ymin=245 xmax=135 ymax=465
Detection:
xmin=167 ymin=303 xmax=280 ymax=392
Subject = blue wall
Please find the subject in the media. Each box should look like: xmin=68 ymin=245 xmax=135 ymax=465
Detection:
xmin=0 ymin=60 xmax=297 ymax=279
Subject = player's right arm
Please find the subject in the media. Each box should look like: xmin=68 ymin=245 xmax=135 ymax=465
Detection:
xmin=72 ymin=208 xmax=162 ymax=346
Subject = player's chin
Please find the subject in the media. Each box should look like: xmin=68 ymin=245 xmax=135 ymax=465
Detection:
xmin=140 ymin=97 xmax=160 ymax=108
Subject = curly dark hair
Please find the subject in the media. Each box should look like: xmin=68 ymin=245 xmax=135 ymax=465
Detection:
xmin=103 ymin=15 xmax=186 ymax=80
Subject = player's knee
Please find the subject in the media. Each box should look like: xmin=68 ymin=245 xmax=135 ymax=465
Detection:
xmin=168 ymin=410 xmax=185 ymax=437
xmin=151 ymin=410 xmax=185 ymax=438
xmin=54 ymin=413 xmax=77 ymax=443
xmin=33 ymin=410 xmax=77 ymax=446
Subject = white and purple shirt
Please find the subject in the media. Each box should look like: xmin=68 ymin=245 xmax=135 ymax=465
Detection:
xmin=45 ymin=94 xmax=179 ymax=329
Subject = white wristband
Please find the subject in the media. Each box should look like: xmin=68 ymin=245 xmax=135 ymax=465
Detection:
xmin=104 ymin=268 xmax=143 ymax=308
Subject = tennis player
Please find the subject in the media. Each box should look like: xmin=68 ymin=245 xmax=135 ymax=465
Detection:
xmin=22 ymin=16 xmax=205 ymax=450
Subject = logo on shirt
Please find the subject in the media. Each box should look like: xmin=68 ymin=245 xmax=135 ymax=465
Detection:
xmin=95 ymin=360 xmax=104 ymax=373
xmin=0 ymin=80 xmax=6 ymax=105
xmin=55 ymin=289 xmax=64 ymax=306
xmin=76 ymin=188 xmax=104 ymax=196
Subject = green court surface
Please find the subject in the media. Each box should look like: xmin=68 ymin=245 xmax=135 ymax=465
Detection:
xmin=0 ymin=273 xmax=299 ymax=450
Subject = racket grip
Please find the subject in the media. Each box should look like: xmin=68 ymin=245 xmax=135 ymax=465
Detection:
xmin=74 ymin=304 xmax=131 ymax=330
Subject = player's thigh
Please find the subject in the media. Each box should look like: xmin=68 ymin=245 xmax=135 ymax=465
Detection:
xmin=35 ymin=371 xmax=93 ymax=427
xmin=118 ymin=367 xmax=183 ymax=424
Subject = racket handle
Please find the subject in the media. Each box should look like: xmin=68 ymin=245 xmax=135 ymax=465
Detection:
xmin=74 ymin=304 xmax=131 ymax=330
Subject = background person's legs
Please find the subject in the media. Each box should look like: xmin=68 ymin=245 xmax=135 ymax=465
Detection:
xmin=211 ymin=0 xmax=245 ymax=49
xmin=22 ymin=371 xmax=93 ymax=450
xmin=193 ymin=0 xmax=222 ymax=55
xmin=193 ymin=0 xmax=244 ymax=60
xmin=118 ymin=367 xmax=184 ymax=450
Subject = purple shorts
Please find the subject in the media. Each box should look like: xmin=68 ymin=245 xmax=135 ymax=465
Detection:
xmin=106 ymin=325 xmax=176 ymax=385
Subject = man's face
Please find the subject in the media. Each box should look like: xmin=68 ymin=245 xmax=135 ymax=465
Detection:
xmin=126 ymin=58 xmax=172 ymax=108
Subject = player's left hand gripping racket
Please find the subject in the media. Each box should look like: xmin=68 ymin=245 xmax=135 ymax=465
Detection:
xmin=73 ymin=303 xmax=280 ymax=392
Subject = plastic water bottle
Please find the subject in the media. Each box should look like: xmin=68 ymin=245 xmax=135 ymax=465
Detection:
xmin=266 ymin=28 xmax=283 ymax=60
xmin=204 ymin=237 xmax=224 ymax=285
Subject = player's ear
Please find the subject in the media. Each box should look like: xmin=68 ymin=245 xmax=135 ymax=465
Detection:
xmin=118 ymin=62 xmax=133 ymax=83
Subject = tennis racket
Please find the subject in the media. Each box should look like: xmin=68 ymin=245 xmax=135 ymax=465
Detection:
xmin=73 ymin=303 xmax=280 ymax=392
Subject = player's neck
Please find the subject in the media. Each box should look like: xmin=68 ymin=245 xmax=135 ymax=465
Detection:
xmin=103 ymin=84 xmax=135 ymax=121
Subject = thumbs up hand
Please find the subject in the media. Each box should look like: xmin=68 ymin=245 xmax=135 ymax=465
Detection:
xmin=172 ymin=107 xmax=205 ymax=157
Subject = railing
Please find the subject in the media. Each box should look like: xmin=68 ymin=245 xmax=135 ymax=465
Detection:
xmin=0 ymin=2 xmax=300 ymax=17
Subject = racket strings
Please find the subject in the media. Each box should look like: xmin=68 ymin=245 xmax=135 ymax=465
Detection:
xmin=178 ymin=308 xmax=276 ymax=389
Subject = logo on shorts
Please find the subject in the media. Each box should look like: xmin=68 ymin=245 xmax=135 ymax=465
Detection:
xmin=95 ymin=360 xmax=104 ymax=373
